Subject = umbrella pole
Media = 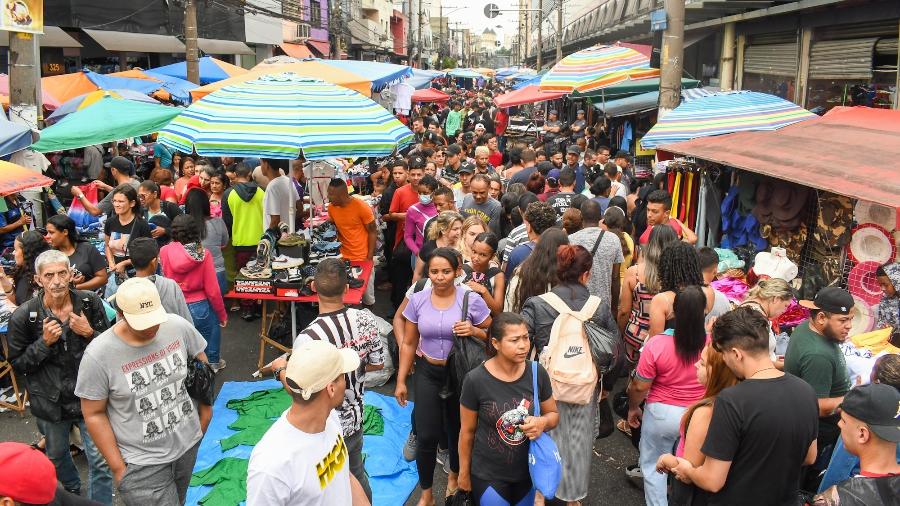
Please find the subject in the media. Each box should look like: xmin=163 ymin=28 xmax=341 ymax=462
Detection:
xmin=602 ymin=90 xmax=607 ymax=128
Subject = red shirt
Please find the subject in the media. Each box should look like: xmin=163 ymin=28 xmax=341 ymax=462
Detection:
xmin=389 ymin=183 xmax=419 ymax=246
xmin=495 ymin=109 xmax=509 ymax=135
xmin=489 ymin=150 xmax=503 ymax=167
xmin=639 ymin=218 xmax=684 ymax=244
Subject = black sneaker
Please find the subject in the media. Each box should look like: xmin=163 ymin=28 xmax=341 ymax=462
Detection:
xmin=241 ymin=308 xmax=258 ymax=322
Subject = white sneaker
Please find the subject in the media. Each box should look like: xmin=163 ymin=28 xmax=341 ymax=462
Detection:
xmin=272 ymin=255 xmax=304 ymax=270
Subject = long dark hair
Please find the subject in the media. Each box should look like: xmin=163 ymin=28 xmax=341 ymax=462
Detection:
xmin=673 ymin=285 xmax=708 ymax=365
xmin=182 ymin=187 xmax=210 ymax=240
xmin=47 ymin=214 xmax=82 ymax=247
xmin=658 ymin=242 xmax=704 ymax=293
xmin=603 ymin=206 xmax=631 ymax=259
xmin=514 ymin=228 xmax=569 ymax=312
xmin=13 ymin=230 xmax=50 ymax=290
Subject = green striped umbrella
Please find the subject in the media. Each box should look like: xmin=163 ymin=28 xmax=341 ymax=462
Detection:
xmin=158 ymin=73 xmax=413 ymax=160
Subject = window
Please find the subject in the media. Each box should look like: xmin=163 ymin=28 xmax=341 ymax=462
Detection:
xmin=309 ymin=1 xmax=322 ymax=28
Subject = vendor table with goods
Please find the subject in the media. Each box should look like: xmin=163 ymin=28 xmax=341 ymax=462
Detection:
xmin=225 ymin=260 xmax=373 ymax=370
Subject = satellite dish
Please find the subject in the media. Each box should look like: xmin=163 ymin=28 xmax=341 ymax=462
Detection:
xmin=484 ymin=3 xmax=500 ymax=19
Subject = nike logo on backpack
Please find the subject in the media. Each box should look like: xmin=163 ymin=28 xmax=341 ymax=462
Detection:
xmin=563 ymin=346 xmax=584 ymax=359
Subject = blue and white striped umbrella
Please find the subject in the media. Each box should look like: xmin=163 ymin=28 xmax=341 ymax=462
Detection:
xmin=158 ymin=73 xmax=414 ymax=160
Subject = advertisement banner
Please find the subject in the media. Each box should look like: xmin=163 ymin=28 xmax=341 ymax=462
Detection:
xmin=1 ymin=0 xmax=42 ymax=34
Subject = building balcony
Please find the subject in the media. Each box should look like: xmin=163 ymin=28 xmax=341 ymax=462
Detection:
xmin=360 ymin=0 xmax=379 ymax=13
xmin=350 ymin=18 xmax=393 ymax=50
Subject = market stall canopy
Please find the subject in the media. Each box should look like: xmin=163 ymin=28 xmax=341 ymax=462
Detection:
xmin=108 ymin=69 xmax=197 ymax=104
xmin=447 ymin=68 xmax=484 ymax=79
xmin=407 ymin=69 xmax=446 ymax=90
xmin=279 ymin=43 xmax=313 ymax=59
xmin=46 ymin=89 xmax=159 ymax=123
xmin=411 ymin=88 xmax=450 ymax=103
xmin=40 ymin=70 xmax=196 ymax=105
xmin=472 ymin=68 xmax=496 ymax=78
xmin=594 ymin=88 xmax=716 ymax=117
xmin=0 ymin=74 xmax=61 ymax=110
xmin=512 ymin=70 xmax=547 ymax=90
xmin=190 ymin=61 xmax=372 ymax=101
xmin=573 ymin=77 xmax=701 ymax=98
xmin=660 ymin=107 xmax=900 ymax=208
xmin=0 ymin=111 xmax=38 ymax=157
xmin=159 ymin=73 xmax=413 ymax=160
xmin=641 ymin=91 xmax=817 ymax=149
xmin=152 ymin=57 xmax=249 ymax=85
xmin=41 ymin=72 xmax=97 ymax=105
xmin=32 ymin=98 xmax=183 ymax=153
xmin=0 ymin=160 xmax=54 ymax=195
xmin=494 ymin=85 xmax=566 ymax=108
xmin=539 ymin=44 xmax=660 ymax=94
xmin=318 ymin=60 xmax=412 ymax=92
xmin=0 ymin=26 xmax=81 ymax=47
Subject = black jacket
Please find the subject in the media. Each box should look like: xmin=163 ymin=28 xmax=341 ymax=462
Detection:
xmin=7 ymin=289 xmax=111 ymax=421
xmin=522 ymin=283 xmax=618 ymax=354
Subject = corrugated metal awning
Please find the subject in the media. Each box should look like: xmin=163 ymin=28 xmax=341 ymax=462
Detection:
xmin=82 ymin=29 xmax=185 ymax=53
xmin=197 ymin=38 xmax=254 ymax=55
xmin=658 ymin=106 xmax=900 ymax=208
xmin=744 ymin=42 xmax=798 ymax=77
xmin=0 ymin=26 xmax=81 ymax=47
xmin=809 ymin=38 xmax=878 ymax=80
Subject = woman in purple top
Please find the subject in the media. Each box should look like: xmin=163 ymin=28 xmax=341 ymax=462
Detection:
xmin=404 ymin=174 xmax=440 ymax=256
xmin=395 ymin=247 xmax=492 ymax=505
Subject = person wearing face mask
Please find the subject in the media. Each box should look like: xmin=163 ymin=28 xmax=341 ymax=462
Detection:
xmin=404 ymin=175 xmax=440 ymax=258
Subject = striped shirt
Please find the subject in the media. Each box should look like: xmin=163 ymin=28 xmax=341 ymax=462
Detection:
xmin=293 ymin=308 xmax=384 ymax=436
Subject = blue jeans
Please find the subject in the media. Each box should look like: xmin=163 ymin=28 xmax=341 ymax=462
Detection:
xmin=639 ymin=402 xmax=687 ymax=506
xmin=189 ymin=300 xmax=221 ymax=363
xmin=216 ymin=270 xmax=227 ymax=296
xmin=37 ymin=418 xmax=112 ymax=505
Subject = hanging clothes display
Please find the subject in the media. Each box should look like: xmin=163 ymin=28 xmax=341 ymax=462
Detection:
xmin=68 ymin=182 xmax=99 ymax=229
xmin=392 ymin=82 xmax=414 ymax=115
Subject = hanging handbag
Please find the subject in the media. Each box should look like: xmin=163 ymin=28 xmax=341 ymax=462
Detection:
xmin=448 ymin=291 xmax=487 ymax=392
xmin=185 ymin=358 xmax=216 ymax=406
xmin=528 ymin=361 xmax=562 ymax=499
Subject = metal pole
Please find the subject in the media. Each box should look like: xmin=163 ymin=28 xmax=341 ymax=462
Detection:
xmin=416 ymin=0 xmax=424 ymax=67
xmin=556 ymin=0 xmax=562 ymax=62
xmin=407 ymin=0 xmax=414 ymax=65
xmin=536 ymin=0 xmax=542 ymax=70
xmin=658 ymin=0 xmax=685 ymax=117
xmin=719 ymin=22 xmax=735 ymax=91
xmin=185 ymin=0 xmax=200 ymax=85
xmin=439 ymin=3 xmax=443 ymax=69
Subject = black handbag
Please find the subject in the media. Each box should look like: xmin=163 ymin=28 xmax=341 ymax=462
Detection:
xmin=447 ymin=490 xmax=474 ymax=506
xmin=448 ymin=291 xmax=487 ymax=391
xmin=185 ymin=358 xmax=216 ymax=406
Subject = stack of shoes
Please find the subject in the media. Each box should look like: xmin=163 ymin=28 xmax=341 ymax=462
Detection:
xmin=309 ymin=241 xmax=342 ymax=264
xmin=278 ymin=232 xmax=309 ymax=263
xmin=344 ymin=260 xmax=364 ymax=289
xmin=273 ymin=266 xmax=304 ymax=283
xmin=272 ymin=255 xmax=304 ymax=270
xmin=240 ymin=238 xmax=273 ymax=279
xmin=300 ymin=265 xmax=318 ymax=296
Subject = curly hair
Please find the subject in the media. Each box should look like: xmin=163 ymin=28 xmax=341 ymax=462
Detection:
xmin=13 ymin=230 xmax=50 ymax=295
xmin=427 ymin=211 xmax=463 ymax=242
xmin=170 ymin=214 xmax=202 ymax=244
xmin=523 ymin=201 xmax=557 ymax=236
xmin=513 ymin=228 xmax=569 ymax=312
xmin=658 ymin=242 xmax=704 ymax=293
xmin=561 ymin=208 xmax=582 ymax=235
xmin=644 ymin=224 xmax=679 ymax=293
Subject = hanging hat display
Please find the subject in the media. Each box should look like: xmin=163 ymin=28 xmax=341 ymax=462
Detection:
xmin=854 ymin=200 xmax=897 ymax=232
xmin=848 ymin=296 xmax=875 ymax=337
xmin=753 ymin=247 xmax=799 ymax=282
xmin=848 ymin=260 xmax=885 ymax=306
xmin=848 ymin=223 xmax=896 ymax=265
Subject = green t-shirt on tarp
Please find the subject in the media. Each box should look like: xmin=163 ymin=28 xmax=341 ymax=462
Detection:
xmin=784 ymin=321 xmax=851 ymax=446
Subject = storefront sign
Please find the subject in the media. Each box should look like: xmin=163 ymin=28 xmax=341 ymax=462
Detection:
xmin=1 ymin=0 xmax=42 ymax=34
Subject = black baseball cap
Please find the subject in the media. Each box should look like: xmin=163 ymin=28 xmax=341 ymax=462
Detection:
xmin=104 ymin=156 xmax=135 ymax=176
xmin=839 ymin=383 xmax=900 ymax=442
xmin=566 ymin=145 xmax=582 ymax=155
xmin=799 ymin=286 xmax=854 ymax=315
xmin=457 ymin=163 xmax=475 ymax=174
xmin=422 ymin=131 xmax=441 ymax=145
xmin=445 ymin=144 xmax=463 ymax=156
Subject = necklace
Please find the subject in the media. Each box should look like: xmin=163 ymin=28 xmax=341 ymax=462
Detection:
xmin=748 ymin=366 xmax=777 ymax=378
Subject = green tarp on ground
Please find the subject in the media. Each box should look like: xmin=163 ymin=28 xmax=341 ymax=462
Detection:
xmin=32 ymin=97 xmax=182 ymax=152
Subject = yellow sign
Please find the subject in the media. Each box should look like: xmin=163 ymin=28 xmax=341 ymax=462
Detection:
xmin=636 ymin=138 xmax=656 ymax=156
xmin=1 ymin=0 xmax=43 ymax=34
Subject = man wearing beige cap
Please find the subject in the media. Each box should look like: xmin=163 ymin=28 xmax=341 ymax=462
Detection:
xmin=76 ymin=277 xmax=210 ymax=506
xmin=247 ymin=340 xmax=371 ymax=506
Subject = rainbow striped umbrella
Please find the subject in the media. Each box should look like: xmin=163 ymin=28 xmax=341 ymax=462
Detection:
xmin=640 ymin=91 xmax=818 ymax=149
xmin=539 ymin=44 xmax=659 ymax=94
xmin=158 ymin=73 xmax=413 ymax=160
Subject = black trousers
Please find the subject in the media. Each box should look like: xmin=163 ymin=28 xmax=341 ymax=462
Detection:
xmin=414 ymin=357 xmax=460 ymax=489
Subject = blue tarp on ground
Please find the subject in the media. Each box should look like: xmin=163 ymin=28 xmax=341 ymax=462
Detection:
xmin=186 ymin=381 xmax=417 ymax=505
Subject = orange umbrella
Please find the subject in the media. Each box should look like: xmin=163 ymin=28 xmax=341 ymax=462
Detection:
xmin=190 ymin=61 xmax=372 ymax=101
xmin=41 ymin=72 xmax=97 ymax=104
xmin=0 ymin=160 xmax=55 ymax=195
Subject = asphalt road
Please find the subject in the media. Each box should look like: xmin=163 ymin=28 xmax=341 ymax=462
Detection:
xmin=0 ymin=285 xmax=646 ymax=505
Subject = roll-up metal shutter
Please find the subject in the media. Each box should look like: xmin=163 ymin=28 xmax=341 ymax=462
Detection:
xmin=743 ymin=42 xmax=799 ymax=76
xmin=808 ymin=38 xmax=878 ymax=80
xmin=875 ymin=37 xmax=898 ymax=56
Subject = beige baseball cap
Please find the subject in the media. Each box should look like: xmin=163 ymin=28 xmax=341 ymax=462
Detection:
xmin=114 ymin=277 xmax=169 ymax=330
xmin=285 ymin=340 xmax=360 ymax=400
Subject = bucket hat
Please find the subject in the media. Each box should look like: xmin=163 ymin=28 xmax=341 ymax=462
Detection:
xmin=848 ymin=223 xmax=895 ymax=265
xmin=854 ymin=200 xmax=896 ymax=231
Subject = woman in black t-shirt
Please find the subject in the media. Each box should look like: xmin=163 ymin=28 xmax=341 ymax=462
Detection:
xmin=458 ymin=312 xmax=558 ymax=506
xmin=46 ymin=214 xmax=108 ymax=293
xmin=103 ymin=184 xmax=153 ymax=282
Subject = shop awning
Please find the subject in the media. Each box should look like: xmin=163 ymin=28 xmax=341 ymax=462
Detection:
xmin=0 ymin=26 xmax=81 ymax=47
xmin=306 ymin=39 xmax=330 ymax=57
xmin=197 ymin=38 xmax=254 ymax=56
xmin=280 ymin=42 xmax=313 ymax=59
xmin=494 ymin=85 xmax=565 ymax=108
xmin=412 ymin=88 xmax=450 ymax=103
xmin=83 ymin=29 xmax=185 ymax=53
xmin=660 ymin=106 xmax=900 ymax=208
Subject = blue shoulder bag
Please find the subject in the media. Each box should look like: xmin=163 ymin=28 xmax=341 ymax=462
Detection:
xmin=528 ymin=361 xmax=562 ymax=499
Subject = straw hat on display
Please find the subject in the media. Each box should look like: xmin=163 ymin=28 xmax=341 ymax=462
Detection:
xmin=753 ymin=247 xmax=798 ymax=282
xmin=847 ymin=296 xmax=875 ymax=337
xmin=848 ymin=260 xmax=884 ymax=306
xmin=854 ymin=200 xmax=896 ymax=232
xmin=848 ymin=224 xmax=896 ymax=265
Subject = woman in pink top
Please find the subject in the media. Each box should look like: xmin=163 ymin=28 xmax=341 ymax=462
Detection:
xmin=627 ymin=285 xmax=709 ymax=506
xmin=159 ymin=215 xmax=228 ymax=371
xmin=403 ymin=174 xmax=439 ymax=256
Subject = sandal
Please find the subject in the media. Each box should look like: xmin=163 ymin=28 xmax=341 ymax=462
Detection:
xmin=616 ymin=418 xmax=632 ymax=437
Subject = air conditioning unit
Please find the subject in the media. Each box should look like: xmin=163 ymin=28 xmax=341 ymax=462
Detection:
xmin=294 ymin=23 xmax=310 ymax=41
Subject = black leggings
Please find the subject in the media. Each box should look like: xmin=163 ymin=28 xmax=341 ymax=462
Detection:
xmin=471 ymin=475 xmax=534 ymax=506
xmin=414 ymin=357 xmax=460 ymax=488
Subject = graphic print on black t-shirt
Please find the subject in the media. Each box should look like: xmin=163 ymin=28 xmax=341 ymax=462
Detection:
xmin=496 ymin=398 xmax=531 ymax=445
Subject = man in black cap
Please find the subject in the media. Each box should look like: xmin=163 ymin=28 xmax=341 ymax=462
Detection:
xmin=787 ymin=286 xmax=855 ymax=477
xmin=70 ymin=156 xmax=141 ymax=217
xmin=564 ymin=145 xmax=587 ymax=193
xmin=812 ymin=383 xmax=900 ymax=505
xmin=453 ymin=163 xmax=475 ymax=206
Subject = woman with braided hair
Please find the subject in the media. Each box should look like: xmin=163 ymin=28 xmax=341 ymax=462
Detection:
xmin=647 ymin=242 xmax=729 ymax=337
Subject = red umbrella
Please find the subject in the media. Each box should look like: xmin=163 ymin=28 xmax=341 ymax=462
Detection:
xmin=412 ymin=88 xmax=450 ymax=103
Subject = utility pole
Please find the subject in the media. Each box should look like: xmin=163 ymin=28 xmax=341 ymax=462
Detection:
xmin=719 ymin=22 xmax=735 ymax=91
xmin=416 ymin=0 xmax=424 ymax=67
xmin=439 ymin=3 xmax=443 ymax=69
xmin=536 ymin=0 xmax=542 ymax=70
xmin=407 ymin=0 xmax=414 ymax=65
xmin=555 ymin=0 xmax=562 ymax=62
xmin=184 ymin=0 xmax=200 ymax=84
xmin=658 ymin=0 xmax=685 ymax=116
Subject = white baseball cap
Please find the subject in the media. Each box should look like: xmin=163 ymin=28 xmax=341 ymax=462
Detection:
xmin=285 ymin=340 xmax=360 ymax=400
xmin=114 ymin=277 xmax=169 ymax=330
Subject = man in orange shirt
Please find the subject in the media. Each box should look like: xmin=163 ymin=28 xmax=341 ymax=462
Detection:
xmin=327 ymin=179 xmax=377 ymax=306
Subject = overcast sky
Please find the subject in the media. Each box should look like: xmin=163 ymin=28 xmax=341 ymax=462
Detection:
xmin=443 ymin=0 xmax=520 ymax=43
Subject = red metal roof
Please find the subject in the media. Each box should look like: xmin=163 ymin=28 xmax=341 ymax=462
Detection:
xmin=493 ymin=85 xmax=565 ymax=108
xmin=411 ymin=87 xmax=450 ymax=103
xmin=660 ymin=106 xmax=900 ymax=208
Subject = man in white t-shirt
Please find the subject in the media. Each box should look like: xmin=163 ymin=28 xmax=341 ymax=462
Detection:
xmin=247 ymin=340 xmax=371 ymax=506
xmin=260 ymin=158 xmax=300 ymax=233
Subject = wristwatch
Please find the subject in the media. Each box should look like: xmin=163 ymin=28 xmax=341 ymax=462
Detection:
xmin=273 ymin=367 xmax=286 ymax=382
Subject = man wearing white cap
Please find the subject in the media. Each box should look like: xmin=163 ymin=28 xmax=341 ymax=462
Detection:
xmin=247 ymin=340 xmax=371 ymax=506
xmin=76 ymin=277 xmax=210 ymax=505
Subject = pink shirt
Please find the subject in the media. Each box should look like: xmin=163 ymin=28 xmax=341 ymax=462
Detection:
xmin=635 ymin=332 xmax=708 ymax=407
